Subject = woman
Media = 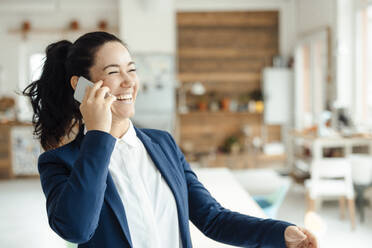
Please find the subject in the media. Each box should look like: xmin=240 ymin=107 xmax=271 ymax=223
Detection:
xmin=23 ymin=32 xmax=317 ymax=248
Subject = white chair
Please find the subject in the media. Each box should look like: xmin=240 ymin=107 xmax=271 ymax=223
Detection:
xmin=305 ymin=158 xmax=356 ymax=230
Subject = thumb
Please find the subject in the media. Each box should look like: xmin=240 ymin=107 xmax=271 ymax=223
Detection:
xmin=285 ymin=226 xmax=307 ymax=245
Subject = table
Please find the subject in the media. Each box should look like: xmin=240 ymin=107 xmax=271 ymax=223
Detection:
xmin=288 ymin=133 xmax=372 ymax=172
xmin=190 ymin=168 xmax=266 ymax=248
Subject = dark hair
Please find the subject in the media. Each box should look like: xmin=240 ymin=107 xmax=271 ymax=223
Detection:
xmin=22 ymin=31 xmax=124 ymax=151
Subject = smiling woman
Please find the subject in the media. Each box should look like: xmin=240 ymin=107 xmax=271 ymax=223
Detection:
xmin=21 ymin=31 xmax=317 ymax=248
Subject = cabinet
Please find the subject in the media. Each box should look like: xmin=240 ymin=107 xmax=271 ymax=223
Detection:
xmin=0 ymin=123 xmax=41 ymax=178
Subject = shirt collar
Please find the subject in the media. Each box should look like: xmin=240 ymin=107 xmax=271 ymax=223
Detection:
xmin=83 ymin=120 xmax=139 ymax=148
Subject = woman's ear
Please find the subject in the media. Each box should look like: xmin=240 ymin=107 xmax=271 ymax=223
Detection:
xmin=70 ymin=76 xmax=79 ymax=90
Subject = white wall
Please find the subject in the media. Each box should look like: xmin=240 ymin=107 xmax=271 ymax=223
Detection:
xmin=0 ymin=0 xmax=118 ymax=97
xmin=0 ymin=0 xmax=118 ymax=122
xmin=119 ymin=0 xmax=175 ymax=53
xmin=295 ymin=0 xmax=356 ymax=110
xmin=296 ymin=0 xmax=336 ymax=35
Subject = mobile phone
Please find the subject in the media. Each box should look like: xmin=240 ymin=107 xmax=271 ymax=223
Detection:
xmin=74 ymin=76 xmax=94 ymax=103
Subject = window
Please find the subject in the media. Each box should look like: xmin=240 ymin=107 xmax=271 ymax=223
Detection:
xmin=294 ymin=29 xmax=330 ymax=130
xmin=355 ymin=4 xmax=372 ymax=126
xmin=17 ymin=52 xmax=45 ymax=122
xmin=29 ymin=53 xmax=44 ymax=82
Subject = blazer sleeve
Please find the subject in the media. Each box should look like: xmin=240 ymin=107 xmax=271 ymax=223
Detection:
xmin=38 ymin=130 xmax=116 ymax=243
xmin=166 ymin=132 xmax=294 ymax=248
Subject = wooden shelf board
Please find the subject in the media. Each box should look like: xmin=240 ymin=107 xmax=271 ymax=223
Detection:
xmin=8 ymin=27 xmax=119 ymax=35
xmin=178 ymin=47 xmax=278 ymax=59
xmin=179 ymin=111 xmax=262 ymax=117
xmin=177 ymin=11 xmax=278 ymax=27
xmin=178 ymin=72 xmax=260 ymax=82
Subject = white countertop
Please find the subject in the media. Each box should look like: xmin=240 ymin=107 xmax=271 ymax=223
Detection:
xmin=190 ymin=167 xmax=266 ymax=248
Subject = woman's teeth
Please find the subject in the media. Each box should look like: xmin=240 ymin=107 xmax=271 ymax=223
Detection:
xmin=116 ymin=94 xmax=133 ymax=103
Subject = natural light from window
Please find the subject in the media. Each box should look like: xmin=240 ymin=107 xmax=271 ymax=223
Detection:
xmin=29 ymin=53 xmax=45 ymax=82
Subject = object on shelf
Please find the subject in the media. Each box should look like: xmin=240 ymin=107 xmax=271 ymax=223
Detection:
xmin=249 ymin=89 xmax=264 ymax=113
xmin=220 ymin=97 xmax=230 ymax=111
xmin=248 ymin=100 xmax=256 ymax=113
xmin=98 ymin=20 xmax=108 ymax=30
xmin=208 ymin=92 xmax=219 ymax=112
xmin=255 ymin=100 xmax=264 ymax=113
xmin=209 ymin=100 xmax=219 ymax=112
xmin=250 ymin=89 xmax=264 ymax=102
xmin=190 ymin=81 xmax=206 ymax=95
xmin=229 ymin=98 xmax=238 ymax=112
xmin=197 ymin=94 xmax=208 ymax=111
xmin=197 ymin=101 xmax=207 ymax=111
xmin=21 ymin=21 xmax=31 ymax=32
xmin=69 ymin=20 xmax=79 ymax=30
xmin=238 ymin=94 xmax=250 ymax=112
xmin=223 ymin=135 xmax=241 ymax=154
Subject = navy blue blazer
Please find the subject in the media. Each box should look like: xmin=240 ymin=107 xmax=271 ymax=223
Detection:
xmin=38 ymin=126 xmax=293 ymax=248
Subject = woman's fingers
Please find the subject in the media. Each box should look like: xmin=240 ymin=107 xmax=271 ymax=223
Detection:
xmin=105 ymin=94 xmax=117 ymax=106
xmin=87 ymin=80 xmax=103 ymax=100
xmin=95 ymin=86 xmax=111 ymax=100
xmin=299 ymin=227 xmax=318 ymax=248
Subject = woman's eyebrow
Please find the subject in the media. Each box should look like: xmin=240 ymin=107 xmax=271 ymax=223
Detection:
xmin=103 ymin=64 xmax=119 ymax=71
xmin=103 ymin=61 xmax=136 ymax=71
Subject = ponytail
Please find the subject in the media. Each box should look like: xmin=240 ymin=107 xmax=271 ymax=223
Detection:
xmin=23 ymin=40 xmax=81 ymax=150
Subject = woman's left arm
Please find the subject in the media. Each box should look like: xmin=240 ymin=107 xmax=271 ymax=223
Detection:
xmin=166 ymin=133 xmax=316 ymax=248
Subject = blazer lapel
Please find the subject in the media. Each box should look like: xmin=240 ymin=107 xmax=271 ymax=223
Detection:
xmin=104 ymin=172 xmax=133 ymax=247
xmin=76 ymin=129 xmax=133 ymax=247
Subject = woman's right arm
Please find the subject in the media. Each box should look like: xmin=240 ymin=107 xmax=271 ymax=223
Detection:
xmin=38 ymin=130 xmax=116 ymax=243
xmin=39 ymin=79 xmax=117 ymax=243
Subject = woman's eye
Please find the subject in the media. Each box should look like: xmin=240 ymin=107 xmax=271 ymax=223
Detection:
xmin=108 ymin=71 xmax=119 ymax=75
xmin=128 ymin=69 xmax=137 ymax=73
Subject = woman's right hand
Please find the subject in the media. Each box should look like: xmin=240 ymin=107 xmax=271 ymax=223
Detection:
xmin=79 ymin=80 xmax=116 ymax=133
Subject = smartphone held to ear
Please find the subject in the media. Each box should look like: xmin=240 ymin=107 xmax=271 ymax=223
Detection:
xmin=74 ymin=76 xmax=94 ymax=103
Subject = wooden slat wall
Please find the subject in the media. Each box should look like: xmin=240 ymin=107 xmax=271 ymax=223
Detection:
xmin=177 ymin=11 xmax=279 ymax=157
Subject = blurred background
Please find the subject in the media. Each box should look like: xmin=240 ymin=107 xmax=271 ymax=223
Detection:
xmin=1 ymin=0 xmax=372 ymax=247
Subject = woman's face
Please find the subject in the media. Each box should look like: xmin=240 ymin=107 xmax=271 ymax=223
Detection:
xmin=89 ymin=41 xmax=139 ymax=121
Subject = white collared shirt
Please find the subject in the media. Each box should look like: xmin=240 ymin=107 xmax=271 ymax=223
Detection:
xmin=84 ymin=121 xmax=182 ymax=247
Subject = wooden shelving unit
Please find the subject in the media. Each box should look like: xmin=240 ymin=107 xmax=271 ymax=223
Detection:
xmin=176 ymin=11 xmax=282 ymax=168
xmin=0 ymin=125 xmax=12 ymax=178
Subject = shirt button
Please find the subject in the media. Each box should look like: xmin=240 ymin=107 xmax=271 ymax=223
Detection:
xmin=118 ymin=140 xmax=125 ymax=144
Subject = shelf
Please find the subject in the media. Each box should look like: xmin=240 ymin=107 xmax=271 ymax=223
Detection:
xmin=8 ymin=28 xmax=119 ymax=36
xmin=178 ymin=72 xmax=260 ymax=82
xmin=178 ymin=47 xmax=277 ymax=59
xmin=179 ymin=111 xmax=262 ymax=117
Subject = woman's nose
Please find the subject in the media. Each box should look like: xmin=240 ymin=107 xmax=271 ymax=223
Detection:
xmin=120 ymin=79 xmax=135 ymax=88
xmin=120 ymin=73 xmax=135 ymax=87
